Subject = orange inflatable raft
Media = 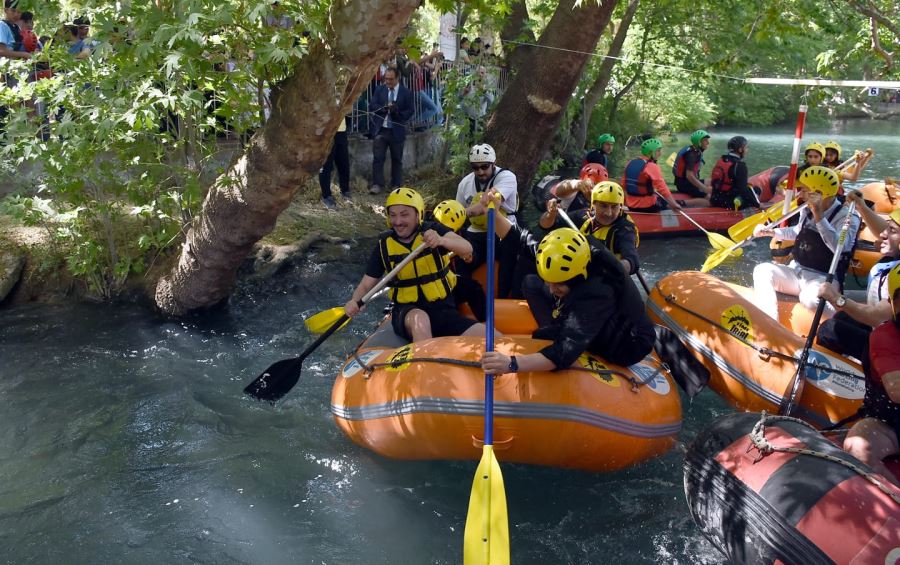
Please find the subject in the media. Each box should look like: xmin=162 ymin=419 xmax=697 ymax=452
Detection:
xmin=331 ymin=301 xmax=682 ymax=472
xmin=860 ymin=180 xmax=899 ymax=213
xmin=647 ymin=271 xmax=864 ymax=428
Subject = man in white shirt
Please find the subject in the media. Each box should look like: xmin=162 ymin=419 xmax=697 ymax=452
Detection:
xmin=454 ymin=143 xmax=521 ymax=297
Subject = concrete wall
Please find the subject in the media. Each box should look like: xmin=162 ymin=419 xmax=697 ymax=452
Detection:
xmin=347 ymin=129 xmax=445 ymax=186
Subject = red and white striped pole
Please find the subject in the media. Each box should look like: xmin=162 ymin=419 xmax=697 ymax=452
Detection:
xmin=782 ymin=104 xmax=808 ymax=217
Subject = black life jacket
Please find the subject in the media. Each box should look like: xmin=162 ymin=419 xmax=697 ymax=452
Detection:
xmin=792 ymin=206 xmax=852 ymax=279
xmin=585 ymin=151 xmax=609 ymax=169
xmin=710 ymin=154 xmax=739 ymax=193
xmin=861 ymin=322 xmax=900 ymax=432
xmin=531 ymin=174 xmax=561 ymax=212
xmin=672 ymin=146 xmax=703 ymax=179
xmin=2 ymin=20 xmax=22 ymax=51
xmin=624 ymin=158 xmax=652 ymax=196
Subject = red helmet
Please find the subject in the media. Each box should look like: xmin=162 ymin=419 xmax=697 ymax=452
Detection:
xmin=579 ymin=163 xmax=609 ymax=185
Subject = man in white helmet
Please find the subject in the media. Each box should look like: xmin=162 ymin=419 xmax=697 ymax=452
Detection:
xmin=454 ymin=143 xmax=520 ymax=297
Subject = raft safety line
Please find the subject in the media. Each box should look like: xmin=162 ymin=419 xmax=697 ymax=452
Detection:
xmin=647 ymin=298 xmax=831 ymax=428
xmin=331 ymin=396 xmax=682 ymax=439
xmin=356 ymin=356 xmax=656 ymax=391
xmin=750 ymin=412 xmax=900 ymax=504
xmin=660 ymin=290 xmax=863 ymax=381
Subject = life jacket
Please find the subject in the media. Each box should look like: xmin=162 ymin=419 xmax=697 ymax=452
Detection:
xmin=378 ymin=227 xmax=456 ymax=304
xmin=867 ymin=258 xmax=900 ymax=304
xmin=623 ymin=158 xmax=652 ymax=196
xmin=584 ymin=151 xmax=609 ymax=170
xmin=792 ymin=206 xmax=853 ymax=278
xmin=580 ymin=213 xmax=639 ymax=259
xmin=467 ymin=167 xmax=516 ymax=230
xmin=532 ymin=174 xmax=561 ymax=212
xmin=861 ymin=322 xmax=900 ymax=432
xmin=710 ymin=155 xmax=738 ymax=193
xmin=672 ymin=146 xmax=703 ymax=179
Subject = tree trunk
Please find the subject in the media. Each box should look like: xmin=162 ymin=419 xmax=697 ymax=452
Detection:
xmin=154 ymin=0 xmax=420 ymax=316
xmin=484 ymin=0 xmax=619 ymax=192
xmin=567 ymin=0 xmax=639 ymax=162
xmin=498 ymin=0 xmax=536 ymax=77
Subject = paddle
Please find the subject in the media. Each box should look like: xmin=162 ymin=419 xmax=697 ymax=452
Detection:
xmin=728 ymin=199 xmax=800 ymax=242
xmin=304 ymin=287 xmax=389 ymax=334
xmin=779 ymin=200 xmax=858 ymax=416
xmin=656 ymin=192 xmax=739 ymax=252
xmin=243 ymin=242 xmax=428 ymax=402
xmin=464 ymin=201 xmax=510 ymax=565
xmin=701 ymin=204 xmax=808 ymax=273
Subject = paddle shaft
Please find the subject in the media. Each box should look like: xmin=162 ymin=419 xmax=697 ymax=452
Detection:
xmin=730 ymin=203 xmax=808 ymax=253
xmin=356 ymin=242 xmax=429 ymax=306
xmin=652 ymin=191 xmax=718 ymax=236
xmin=779 ymin=201 xmax=857 ymax=416
xmin=484 ymin=204 xmax=496 ymax=445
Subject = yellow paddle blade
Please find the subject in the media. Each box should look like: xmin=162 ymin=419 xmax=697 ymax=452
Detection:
xmin=708 ymin=231 xmax=740 ymax=252
xmin=464 ymin=445 xmax=510 ymax=565
xmin=701 ymin=245 xmax=741 ymax=273
xmin=304 ymin=306 xmax=350 ymax=334
xmin=728 ymin=200 xmax=798 ymax=242
xmin=665 ymin=151 xmax=677 ymax=168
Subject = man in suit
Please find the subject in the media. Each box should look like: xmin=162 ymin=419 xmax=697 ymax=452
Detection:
xmin=368 ymin=67 xmax=414 ymax=194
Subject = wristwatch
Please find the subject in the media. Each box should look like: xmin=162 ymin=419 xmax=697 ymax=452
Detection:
xmin=507 ymin=355 xmax=519 ymax=373
xmin=835 ymin=295 xmax=847 ymax=308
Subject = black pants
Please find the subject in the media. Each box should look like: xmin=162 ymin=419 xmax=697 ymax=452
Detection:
xmin=710 ymin=185 xmax=758 ymax=210
xmin=319 ymin=130 xmax=350 ymax=198
xmin=457 ymin=230 xmax=521 ymax=299
xmin=372 ymin=130 xmax=404 ymax=188
xmin=453 ymin=277 xmax=487 ymax=322
xmin=522 ymin=274 xmax=555 ymax=326
xmin=816 ymin=311 xmax=871 ymax=360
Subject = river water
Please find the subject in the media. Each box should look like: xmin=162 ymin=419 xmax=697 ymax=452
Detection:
xmin=1 ymin=119 xmax=898 ymax=563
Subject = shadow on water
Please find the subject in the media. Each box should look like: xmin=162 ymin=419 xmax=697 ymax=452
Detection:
xmin=1 ymin=119 xmax=898 ymax=563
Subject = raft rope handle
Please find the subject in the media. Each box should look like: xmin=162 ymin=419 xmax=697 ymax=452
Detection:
xmin=749 ymin=412 xmax=900 ymax=504
xmin=351 ymin=355 xmax=649 ymax=391
xmin=660 ymin=291 xmax=863 ymax=381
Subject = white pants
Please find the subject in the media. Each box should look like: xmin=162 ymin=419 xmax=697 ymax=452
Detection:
xmin=752 ymin=261 xmax=835 ymax=320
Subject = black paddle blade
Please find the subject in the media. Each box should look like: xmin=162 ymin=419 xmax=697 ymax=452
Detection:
xmin=243 ymin=357 xmax=304 ymax=402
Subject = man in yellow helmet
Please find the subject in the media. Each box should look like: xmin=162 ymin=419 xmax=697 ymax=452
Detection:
xmin=344 ymin=188 xmax=486 ymax=342
xmin=842 ymin=262 xmax=900 ymax=486
xmin=481 ymin=227 xmax=655 ymax=374
xmin=816 ymin=204 xmax=900 ymax=360
xmin=752 ymin=166 xmax=861 ymax=320
xmin=580 ymin=181 xmax=640 ymax=275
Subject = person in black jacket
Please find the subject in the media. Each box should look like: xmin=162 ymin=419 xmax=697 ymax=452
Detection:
xmin=481 ymin=224 xmax=654 ymax=374
xmin=709 ymin=135 xmax=757 ymax=210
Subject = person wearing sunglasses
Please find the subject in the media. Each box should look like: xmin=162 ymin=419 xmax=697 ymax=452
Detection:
xmin=454 ymin=143 xmax=521 ymax=298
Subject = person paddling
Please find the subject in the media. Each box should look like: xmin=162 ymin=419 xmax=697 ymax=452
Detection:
xmin=752 ymin=166 xmax=861 ymax=320
xmin=622 ymin=138 xmax=689 ymax=212
xmin=842 ymin=262 xmax=900 ymax=487
xmin=579 ymin=181 xmax=640 ymax=275
xmin=344 ymin=188 xmax=487 ymax=342
xmin=480 ymin=227 xmax=655 ymax=374
xmin=709 ymin=136 xmax=758 ymax=210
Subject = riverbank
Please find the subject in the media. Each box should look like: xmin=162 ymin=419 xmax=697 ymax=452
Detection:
xmin=0 ymin=170 xmax=461 ymax=307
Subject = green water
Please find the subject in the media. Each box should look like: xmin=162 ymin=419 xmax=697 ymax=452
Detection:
xmin=0 ymin=118 xmax=898 ymax=563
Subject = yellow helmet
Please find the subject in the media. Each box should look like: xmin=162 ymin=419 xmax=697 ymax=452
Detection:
xmin=798 ymin=166 xmax=840 ymax=198
xmin=591 ymin=181 xmax=625 ymax=205
xmin=804 ymin=142 xmax=825 ymax=158
xmin=888 ymin=262 xmax=900 ymax=307
xmin=385 ymin=187 xmax=425 ymax=227
xmin=889 ymin=208 xmax=900 ymax=226
xmin=535 ymin=228 xmax=590 ymax=283
xmin=467 ymin=192 xmax=506 ymax=230
xmin=824 ymin=141 xmax=842 ymax=160
xmin=432 ymin=199 xmax=466 ymax=231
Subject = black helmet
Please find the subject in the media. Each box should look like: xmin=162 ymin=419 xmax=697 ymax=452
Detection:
xmin=727 ymin=136 xmax=748 ymax=151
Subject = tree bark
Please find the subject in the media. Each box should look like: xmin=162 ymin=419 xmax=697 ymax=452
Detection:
xmin=484 ymin=0 xmax=619 ymax=192
xmin=567 ymin=0 xmax=639 ymax=162
xmin=155 ymin=0 xmax=420 ymax=316
xmin=498 ymin=0 xmax=536 ymax=77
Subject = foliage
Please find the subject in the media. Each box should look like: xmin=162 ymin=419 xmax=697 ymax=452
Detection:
xmin=0 ymin=0 xmax=321 ymax=298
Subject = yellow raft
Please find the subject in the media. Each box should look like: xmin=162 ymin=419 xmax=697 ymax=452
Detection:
xmin=648 ymin=271 xmax=865 ymax=428
xmin=331 ymin=300 xmax=682 ymax=472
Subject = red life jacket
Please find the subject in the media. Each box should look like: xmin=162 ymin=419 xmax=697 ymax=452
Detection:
xmin=710 ymin=155 xmax=738 ymax=193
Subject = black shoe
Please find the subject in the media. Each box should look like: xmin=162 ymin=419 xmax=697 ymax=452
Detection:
xmin=368 ymin=185 xmax=383 ymax=195
xmin=341 ymin=191 xmax=352 ymax=202
xmin=322 ymin=196 xmax=336 ymax=210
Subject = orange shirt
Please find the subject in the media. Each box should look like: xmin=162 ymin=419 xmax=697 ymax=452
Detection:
xmin=622 ymin=157 xmax=673 ymax=209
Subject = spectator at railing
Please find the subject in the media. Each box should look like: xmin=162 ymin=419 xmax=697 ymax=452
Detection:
xmin=461 ymin=66 xmax=494 ymax=141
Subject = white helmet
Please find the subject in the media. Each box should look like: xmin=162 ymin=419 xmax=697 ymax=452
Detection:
xmin=469 ymin=144 xmax=496 ymax=164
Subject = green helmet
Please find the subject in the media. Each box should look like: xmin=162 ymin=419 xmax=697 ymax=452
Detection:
xmin=690 ymin=129 xmax=710 ymax=147
xmin=640 ymin=138 xmax=663 ymax=157
xmin=597 ymin=133 xmax=615 ymax=146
